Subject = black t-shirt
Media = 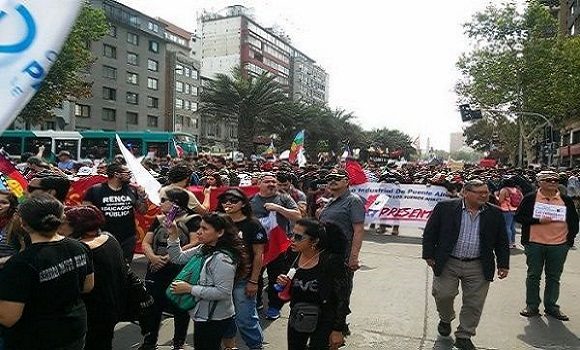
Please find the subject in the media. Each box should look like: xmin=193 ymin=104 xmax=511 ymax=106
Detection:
xmin=234 ymin=217 xmax=268 ymax=269
xmin=82 ymin=235 xmax=127 ymax=322
xmin=0 ymin=238 xmax=93 ymax=349
xmin=84 ymin=183 xmax=139 ymax=242
xmin=291 ymin=263 xmax=323 ymax=306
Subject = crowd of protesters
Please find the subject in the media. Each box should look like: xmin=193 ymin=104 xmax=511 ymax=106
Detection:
xmin=0 ymin=148 xmax=578 ymax=350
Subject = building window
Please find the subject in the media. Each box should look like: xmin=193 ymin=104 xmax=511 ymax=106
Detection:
xmin=109 ymin=25 xmax=117 ymax=37
xmin=148 ymin=22 xmax=159 ymax=32
xmin=127 ymin=52 xmax=138 ymax=66
xmin=191 ymin=102 xmax=198 ymax=112
xmin=187 ymin=117 xmax=198 ymax=129
xmin=127 ymin=72 xmax=139 ymax=85
xmin=75 ymin=104 xmax=91 ymax=118
xmin=147 ymin=59 xmax=158 ymax=72
xmin=184 ymin=84 xmax=190 ymax=94
xmin=175 ymin=64 xmax=183 ymax=75
xmin=191 ymin=69 xmax=198 ymax=79
xmin=126 ymin=92 xmax=139 ymax=105
xmin=184 ymin=100 xmax=190 ymax=110
xmin=175 ymin=115 xmax=184 ymax=126
xmin=147 ymin=115 xmax=159 ymax=127
xmin=149 ymin=40 xmax=159 ymax=53
xmin=176 ymin=81 xmax=184 ymax=93
xmin=573 ymin=130 xmax=580 ymax=145
xmin=102 ymin=65 xmax=117 ymax=79
xmin=191 ymin=86 xmax=198 ymax=96
xmin=103 ymin=44 xmax=116 ymax=58
xmin=102 ymin=108 xmax=116 ymax=121
xmin=184 ymin=67 xmax=190 ymax=77
xmin=147 ymin=96 xmax=159 ymax=108
xmin=126 ymin=112 xmax=138 ymax=125
xmin=147 ymin=77 xmax=158 ymax=90
xmin=175 ymin=98 xmax=183 ymax=109
xmin=102 ymin=87 xmax=116 ymax=101
xmin=127 ymin=32 xmax=139 ymax=45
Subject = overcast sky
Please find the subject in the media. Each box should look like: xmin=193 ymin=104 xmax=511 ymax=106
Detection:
xmin=120 ymin=0 xmax=496 ymax=151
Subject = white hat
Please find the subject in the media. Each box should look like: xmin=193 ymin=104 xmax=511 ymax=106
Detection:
xmin=77 ymin=166 xmax=93 ymax=176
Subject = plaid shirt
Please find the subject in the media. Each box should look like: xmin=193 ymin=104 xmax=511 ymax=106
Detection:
xmin=451 ymin=202 xmax=484 ymax=259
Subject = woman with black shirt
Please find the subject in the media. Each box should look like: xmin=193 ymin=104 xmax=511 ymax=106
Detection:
xmin=0 ymin=193 xmax=94 ymax=350
xmin=217 ymin=189 xmax=266 ymax=350
xmin=60 ymin=205 xmax=128 ymax=350
xmin=276 ymin=219 xmax=350 ymax=350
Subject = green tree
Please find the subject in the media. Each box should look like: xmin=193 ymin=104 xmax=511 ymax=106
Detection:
xmin=18 ymin=5 xmax=109 ymax=127
xmin=364 ymin=128 xmax=416 ymax=158
xmin=456 ymin=1 xmax=580 ymax=165
xmin=200 ymin=67 xmax=291 ymax=155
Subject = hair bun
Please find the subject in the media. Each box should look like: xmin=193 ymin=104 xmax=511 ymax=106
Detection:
xmin=40 ymin=214 xmax=63 ymax=230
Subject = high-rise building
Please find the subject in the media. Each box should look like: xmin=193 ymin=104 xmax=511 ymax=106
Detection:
xmin=72 ymin=0 xmax=168 ymax=132
xmin=291 ymin=54 xmax=329 ymax=104
xmin=450 ymin=132 xmax=468 ymax=153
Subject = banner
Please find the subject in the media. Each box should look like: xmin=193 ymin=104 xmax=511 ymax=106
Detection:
xmin=0 ymin=0 xmax=82 ymax=132
xmin=351 ymin=183 xmax=449 ymax=227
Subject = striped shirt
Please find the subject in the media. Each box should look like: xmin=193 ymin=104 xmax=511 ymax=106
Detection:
xmin=451 ymin=202 xmax=483 ymax=259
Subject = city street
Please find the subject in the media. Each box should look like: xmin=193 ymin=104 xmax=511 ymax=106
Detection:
xmin=113 ymin=228 xmax=580 ymax=350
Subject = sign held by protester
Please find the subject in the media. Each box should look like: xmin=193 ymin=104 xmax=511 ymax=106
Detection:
xmin=351 ymin=183 xmax=449 ymax=227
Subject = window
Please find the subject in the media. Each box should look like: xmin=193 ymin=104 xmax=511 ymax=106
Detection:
xmin=175 ymin=98 xmax=183 ymax=109
xmin=184 ymin=100 xmax=190 ymax=110
xmin=148 ymin=22 xmax=159 ymax=32
xmin=102 ymin=108 xmax=116 ymax=121
xmin=127 ymin=52 xmax=138 ymax=66
xmin=147 ymin=115 xmax=159 ymax=127
xmin=184 ymin=67 xmax=190 ymax=77
xmin=129 ymin=15 xmax=140 ymax=27
xmin=126 ymin=92 xmax=139 ymax=105
xmin=126 ymin=112 xmax=138 ymax=125
xmin=147 ymin=96 xmax=159 ymax=108
xmin=102 ymin=65 xmax=117 ymax=79
xmin=191 ymin=69 xmax=198 ymax=79
xmin=187 ymin=117 xmax=198 ymax=129
xmin=75 ymin=104 xmax=91 ymax=118
xmin=109 ymin=25 xmax=117 ymax=37
xmin=184 ymin=84 xmax=190 ymax=94
xmin=176 ymin=81 xmax=184 ymax=93
xmin=147 ymin=59 xmax=158 ymax=72
xmin=191 ymin=102 xmax=198 ymax=112
xmin=127 ymin=32 xmax=139 ymax=45
xmin=191 ymin=86 xmax=198 ymax=96
xmin=103 ymin=44 xmax=116 ymax=58
xmin=147 ymin=77 xmax=158 ymax=90
xmin=573 ymin=130 xmax=580 ymax=145
xmin=127 ymin=72 xmax=138 ymax=85
xmin=149 ymin=40 xmax=159 ymax=53
xmin=175 ymin=64 xmax=183 ymax=75
xmin=102 ymin=87 xmax=116 ymax=101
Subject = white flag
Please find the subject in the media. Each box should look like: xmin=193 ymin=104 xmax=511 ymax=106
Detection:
xmin=116 ymin=135 xmax=162 ymax=206
xmin=0 ymin=0 xmax=82 ymax=132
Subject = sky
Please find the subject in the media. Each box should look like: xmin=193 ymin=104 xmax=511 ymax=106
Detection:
xmin=120 ymin=0 xmax=496 ymax=151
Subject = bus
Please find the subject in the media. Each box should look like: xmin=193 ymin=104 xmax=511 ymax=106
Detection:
xmin=0 ymin=130 xmax=198 ymax=161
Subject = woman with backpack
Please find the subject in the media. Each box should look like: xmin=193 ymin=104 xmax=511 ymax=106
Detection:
xmin=498 ymin=178 xmax=523 ymax=249
xmin=140 ymin=188 xmax=201 ymax=350
xmin=276 ymin=219 xmax=350 ymax=350
xmin=167 ymin=213 xmax=249 ymax=350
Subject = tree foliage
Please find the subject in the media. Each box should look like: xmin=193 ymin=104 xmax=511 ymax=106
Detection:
xmin=18 ymin=5 xmax=109 ymax=127
xmin=456 ymin=0 xmax=580 ymax=164
xmin=365 ymin=128 xmax=416 ymax=157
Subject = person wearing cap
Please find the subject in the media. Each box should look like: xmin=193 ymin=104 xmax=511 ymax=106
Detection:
xmin=57 ymin=150 xmax=74 ymax=172
xmin=515 ymin=170 xmax=579 ymax=321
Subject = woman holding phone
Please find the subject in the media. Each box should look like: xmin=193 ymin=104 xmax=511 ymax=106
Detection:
xmin=139 ymin=188 xmax=201 ymax=350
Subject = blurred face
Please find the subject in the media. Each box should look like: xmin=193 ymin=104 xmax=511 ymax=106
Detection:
xmin=197 ymin=220 xmax=223 ymax=246
xmin=207 ymin=176 xmax=217 ymax=185
xmin=463 ymin=184 xmax=490 ymax=207
xmin=539 ymin=177 xmax=559 ymax=192
xmin=159 ymin=196 xmax=174 ymax=214
xmin=26 ymin=178 xmax=47 ymax=196
xmin=97 ymin=164 xmax=107 ymax=175
xmin=325 ymin=174 xmax=348 ymax=193
xmin=290 ymin=224 xmax=314 ymax=253
xmin=259 ymin=176 xmax=277 ymax=196
xmin=115 ymin=166 xmax=132 ymax=184
xmin=277 ymin=180 xmax=291 ymax=193
xmin=220 ymin=195 xmax=244 ymax=215
xmin=59 ymin=219 xmax=74 ymax=237
xmin=0 ymin=193 xmax=11 ymax=216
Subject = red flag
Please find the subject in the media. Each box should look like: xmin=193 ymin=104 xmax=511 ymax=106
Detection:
xmin=345 ymin=159 xmax=368 ymax=185
xmin=0 ymin=150 xmax=28 ymax=200
xmin=258 ymin=212 xmax=291 ymax=265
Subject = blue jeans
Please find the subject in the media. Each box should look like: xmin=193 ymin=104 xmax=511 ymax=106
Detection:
xmin=224 ymin=279 xmax=264 ymax=349
xmin=503 ymin=212 xmax=516 ymax=244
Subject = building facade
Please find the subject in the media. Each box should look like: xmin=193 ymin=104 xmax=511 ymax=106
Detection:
xmin=449 ymin=132 xmax=468 ymax=153
xmin=291 ymin=54 xmax=329 ymax=104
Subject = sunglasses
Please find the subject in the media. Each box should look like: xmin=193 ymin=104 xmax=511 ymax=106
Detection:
xmin=291 ymin=232 xmax=309 ymax=242
xmin=220 ymin=196 xmax=242 ymax=204
xmin=325 ymin=175 xmax=347 ymax=182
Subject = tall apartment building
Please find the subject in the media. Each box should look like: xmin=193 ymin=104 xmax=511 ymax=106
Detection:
xmin=291 ymin=54 xmax=329 ymax=104
xmin=159 ymin=18 xmax=202 ymax=141
xmin=72 ymin=0 xmax=167 ymax=132
xmin=449 ymin=132 xmax=468 ymax=153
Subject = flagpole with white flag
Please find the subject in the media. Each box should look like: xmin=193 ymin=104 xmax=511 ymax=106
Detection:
xmin=116 ymin=135 xmax=162 ymax=206
xmin=0 ymin=0 xmax=83 ymax=133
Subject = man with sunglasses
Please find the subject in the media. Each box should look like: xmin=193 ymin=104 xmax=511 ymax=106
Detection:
xmin=515 ymin=170 xmax=579 ymax=321
xmin=423 ymin=179 xmax=509 ymax=350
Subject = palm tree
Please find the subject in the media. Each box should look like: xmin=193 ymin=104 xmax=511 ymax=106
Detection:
xmin=199 ymin=67 xmax=290 ymax=156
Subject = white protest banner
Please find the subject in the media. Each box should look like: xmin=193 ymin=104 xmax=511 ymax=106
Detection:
xmin=533 ymin=202 xmax=567 ymax=222
xmin=0 ymin=0 xmax=82 ymax=132
xmin=351 ymin=183 xmax=449 ymax=228
xmin=116 ymin=135 xmax=161 ymax=206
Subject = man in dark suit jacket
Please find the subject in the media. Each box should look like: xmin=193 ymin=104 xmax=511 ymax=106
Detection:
xmin=423 ymin=179 xmax=510 ymax=350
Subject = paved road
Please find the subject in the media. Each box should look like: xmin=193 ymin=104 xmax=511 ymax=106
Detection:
xmin=114 ymin=228 xmax=580 ymax=350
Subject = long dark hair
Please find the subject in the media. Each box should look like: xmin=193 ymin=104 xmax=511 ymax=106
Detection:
xmin=295 ymin=218 xmax=329 ymax=251
xmin=201 ymin=212 xmax=249 ymax=279
xmin=18 ymin=193 xmax=64 ymax=237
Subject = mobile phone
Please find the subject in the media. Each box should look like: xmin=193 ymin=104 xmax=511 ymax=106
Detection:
xmin=164 ymin=205 xmax=179 ymax=228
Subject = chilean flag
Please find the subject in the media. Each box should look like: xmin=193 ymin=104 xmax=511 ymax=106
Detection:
xmin=258 ymin=212 xmax=292 ymax=265
xmin=173 ymin=139 xmax=184 ymax=158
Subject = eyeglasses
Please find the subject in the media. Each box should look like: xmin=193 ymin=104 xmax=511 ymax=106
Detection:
xmin=325 ymin=175 xmax=347 ymax=182
xmin=27 ymin=185 xmax=45 ymax=192
xmin=291 ymin=232 xmax=308 ymax=242
xmin=220 ymin=196 xmax=242 ymax=204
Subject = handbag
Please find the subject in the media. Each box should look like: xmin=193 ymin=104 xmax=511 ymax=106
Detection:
xmin=165 ymin=252 xmax=205 ymax=311
xmin=288 ymin=302 xmax=321 ymax=333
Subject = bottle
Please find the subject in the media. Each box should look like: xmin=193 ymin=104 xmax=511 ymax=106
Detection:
xmin=273 ymin=267 xmax=296 ymax=292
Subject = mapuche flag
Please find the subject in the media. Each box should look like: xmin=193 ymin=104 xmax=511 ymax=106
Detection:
xmin=289 ymin=130 xmax=305 ymax=164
